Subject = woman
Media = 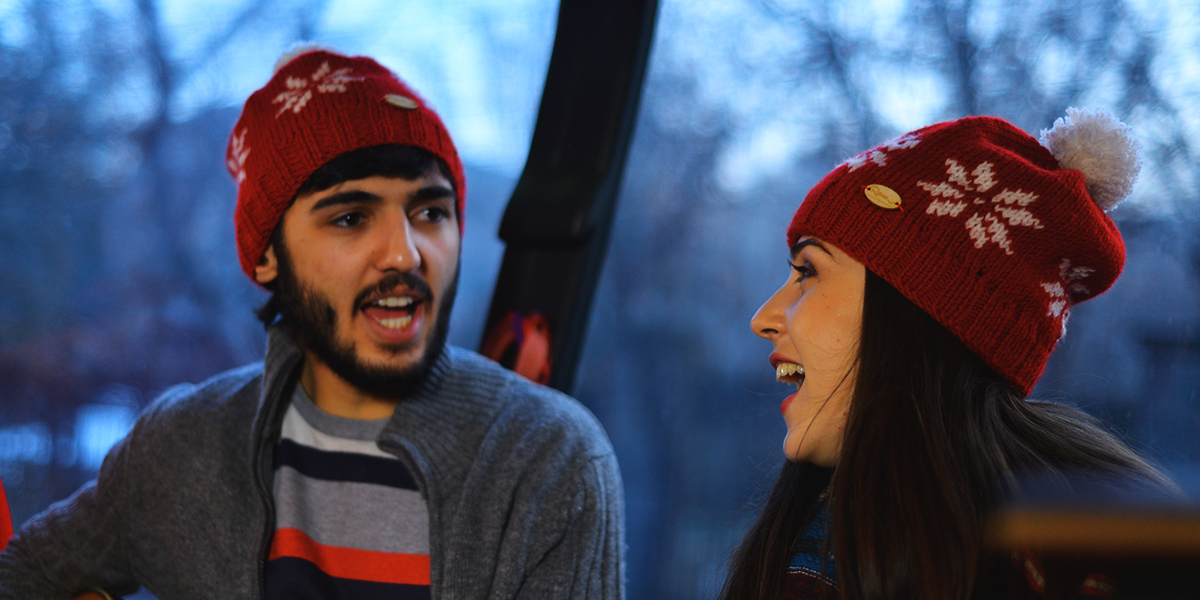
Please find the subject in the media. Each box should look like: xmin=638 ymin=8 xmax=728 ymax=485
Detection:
xmin=721 ymin=110 xmax=1176 ymax=600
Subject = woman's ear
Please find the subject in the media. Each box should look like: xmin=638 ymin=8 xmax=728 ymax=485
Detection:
xmin=255 ymin=245 xmax=278 ymax=285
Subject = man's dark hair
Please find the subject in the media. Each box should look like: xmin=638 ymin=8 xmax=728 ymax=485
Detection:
xmin=256 ymin=144 xmax=457 ymax=328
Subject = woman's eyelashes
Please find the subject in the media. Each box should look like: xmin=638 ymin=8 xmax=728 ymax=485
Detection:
xmin=789 ymin=259 xmax=816 ymax=283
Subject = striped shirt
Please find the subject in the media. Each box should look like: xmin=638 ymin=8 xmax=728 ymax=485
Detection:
xmin=265 ymin=384 xmax=431 ymax=600
xmin=782 ymin=505 xmax=837 ymax=599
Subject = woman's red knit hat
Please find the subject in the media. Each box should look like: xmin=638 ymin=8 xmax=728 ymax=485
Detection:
xmin=788 ymin=109 xmax=1141 ymax=395
xmin=226 ymin=47 xmax=466 ymax=282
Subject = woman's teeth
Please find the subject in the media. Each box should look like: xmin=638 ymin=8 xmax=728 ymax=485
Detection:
xmin=775 ymin=362 xmax=805 ymax=385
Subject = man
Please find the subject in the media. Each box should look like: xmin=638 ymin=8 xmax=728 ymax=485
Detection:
xmin=0 ymin=47 xmax=625 ymax=600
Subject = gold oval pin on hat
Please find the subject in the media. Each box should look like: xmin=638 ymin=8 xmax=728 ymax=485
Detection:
xmin=384 ymin=94 xmax=419 ymax=110
xmin=864 ymin=184 xmax=902 ymax=210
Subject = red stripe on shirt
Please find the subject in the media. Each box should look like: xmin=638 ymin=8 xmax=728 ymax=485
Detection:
xmin=268 ymin=527 xmax=431 ymax=585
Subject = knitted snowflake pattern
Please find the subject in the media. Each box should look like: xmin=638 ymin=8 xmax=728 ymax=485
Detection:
xmin=227 ymin=128 xmax=250 ymax=185
xmin=843 ymin=132 xmax=922 ymax=172
xmin=272 ymin=61 xmax=363 ymax=117
xmin=919 ymin=158 xmax=1044 ymax=255
xmin=1039 ymin=258 xmax=1096 ymax=337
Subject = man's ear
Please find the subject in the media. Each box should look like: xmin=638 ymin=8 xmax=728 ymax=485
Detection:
xmin=255 ymin=244 xmax=279 ymax=285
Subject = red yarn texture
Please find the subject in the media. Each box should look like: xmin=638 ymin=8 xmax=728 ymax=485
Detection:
xmin=788 ymin=116 xmax=1125 ymax=395
xmin=227 ymin=49 xmax=466 ymax=282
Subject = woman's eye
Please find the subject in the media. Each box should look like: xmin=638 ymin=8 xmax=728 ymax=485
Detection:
xmin=789 ymin=260 xmax=815 ymax=282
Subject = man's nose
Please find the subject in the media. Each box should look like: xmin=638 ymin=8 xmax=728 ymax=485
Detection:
xmin=375 ymin=215 xmax=421 ymax=273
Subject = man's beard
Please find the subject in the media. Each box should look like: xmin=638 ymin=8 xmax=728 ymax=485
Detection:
xmin=273 ymin=241 xmax=458 ymax=400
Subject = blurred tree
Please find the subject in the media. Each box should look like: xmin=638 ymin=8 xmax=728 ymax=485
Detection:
xmin=0 ymin=0 xmax=282 ymax=526
xmin=2 ymin=1 xmax=1199 ymax=599
xmin=574 ymin=0 xmax=1200 ymax=598
xmin=0 ymin=0 xmax=554 ymax=537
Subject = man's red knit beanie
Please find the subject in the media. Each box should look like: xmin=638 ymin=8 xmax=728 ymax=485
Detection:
xmin=787 ymin=109 xmax=1141 ymax=395
xmin=226 ymin=47 xmax=466 ymax=282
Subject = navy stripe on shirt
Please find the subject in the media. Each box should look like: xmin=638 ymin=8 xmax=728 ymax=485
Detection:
xmin=274 ymin=438 xmax=418 ymax=490
xmin=264 ymin=556 xmax=431 ymax=600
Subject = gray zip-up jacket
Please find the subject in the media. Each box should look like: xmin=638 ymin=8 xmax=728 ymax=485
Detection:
xmin=0 ymin=328 xmax=625 ymax=599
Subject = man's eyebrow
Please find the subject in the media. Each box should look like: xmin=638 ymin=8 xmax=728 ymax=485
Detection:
xmin=412 ymin=185 xmax=456 ymax=203
xmin=309 ymin=190 xmax=381 ymax=213
xmin=790 ymin=238 xmax=833 ymax=259
xmin=307 ymin=184 xmax=455 ymax=213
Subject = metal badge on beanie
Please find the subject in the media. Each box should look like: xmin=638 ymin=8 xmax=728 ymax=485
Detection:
xmin=787 ymin=109 xmax=1139 ymax=395
xmin=226 ymin=46 xmax=466 ymax=283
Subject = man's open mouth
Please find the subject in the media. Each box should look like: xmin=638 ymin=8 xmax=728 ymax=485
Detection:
xmin=361 ymin=294 xmax=424 ymax=330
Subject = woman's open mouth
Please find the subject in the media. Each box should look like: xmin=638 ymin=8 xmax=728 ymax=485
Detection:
xmin=775 ymin=362 xmax=805 ymax=387
xmin=770 ymin=354 xmax=805 ymax=414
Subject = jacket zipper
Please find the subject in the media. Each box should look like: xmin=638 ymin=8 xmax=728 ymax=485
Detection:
xmin=252 ymin=369 xmax=292 ymax=600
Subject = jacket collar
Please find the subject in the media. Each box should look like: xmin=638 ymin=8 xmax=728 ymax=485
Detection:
xmin=257 ymin=324 xmax=455 ymax=425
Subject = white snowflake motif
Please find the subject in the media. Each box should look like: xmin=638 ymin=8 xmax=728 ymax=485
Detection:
xmin=843 ymin=132 xmax=922 ymax=172
xmin=919 ymin=158 xmax=1043 ymax=255
xmin=272 ymin=62 xmax=363 ymax=117
xmin=227 ymin=128 xmax=250 ymax=185
xmin=1039 ymin=259 xmax=1095 ymax=338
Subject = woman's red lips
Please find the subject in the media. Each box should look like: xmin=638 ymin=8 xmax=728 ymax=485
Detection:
xmin=769 ymin=352 xmax=796 ymax=368
xmin=771 ymin=352 xmax=802 ymax=416
xmin=781 ymin=391 xmax=798 ymax=415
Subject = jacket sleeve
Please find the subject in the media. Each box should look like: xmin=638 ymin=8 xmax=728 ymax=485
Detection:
xmin=0 ymin=430 xmax=140 ymax=599
xmin=512 ymin=452 xmax=625 ymax=600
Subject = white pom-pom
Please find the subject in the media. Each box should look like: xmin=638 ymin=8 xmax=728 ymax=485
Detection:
xmin=273 ymin=43 xmax=338 ymax=74
xmin=1038 ymin=107 xmax=1141 ymax=212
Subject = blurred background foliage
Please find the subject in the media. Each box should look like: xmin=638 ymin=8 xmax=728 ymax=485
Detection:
xmin=1 ymin=0 xmax=1198 ymax=598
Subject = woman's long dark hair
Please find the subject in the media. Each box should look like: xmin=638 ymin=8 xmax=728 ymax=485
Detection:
xmin=720 ymin=269 xmax=1172 ymax=600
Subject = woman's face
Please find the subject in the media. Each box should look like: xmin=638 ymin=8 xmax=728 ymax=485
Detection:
xmin=751 ymin=236 xmax=865 ymax=467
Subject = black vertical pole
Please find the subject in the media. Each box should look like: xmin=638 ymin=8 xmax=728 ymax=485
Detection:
xmin=482 ymin=0 xmax=658 ymax=393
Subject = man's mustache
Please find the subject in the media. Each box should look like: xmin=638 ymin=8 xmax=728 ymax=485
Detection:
xmin=352 ymin=272 xmax=433 ymax=315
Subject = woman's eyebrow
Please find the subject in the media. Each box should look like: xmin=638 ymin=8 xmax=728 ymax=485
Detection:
xmin=790 ymin=238 xmax=833 ymax=259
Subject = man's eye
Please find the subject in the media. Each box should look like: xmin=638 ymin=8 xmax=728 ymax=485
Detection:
xmin=333 ymin=212 xmax=364 ymax=227
xmin=417 ymin=206 xmax=449 ymax=222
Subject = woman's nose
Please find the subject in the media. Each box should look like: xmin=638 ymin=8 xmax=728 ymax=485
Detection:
xmin=751 ymin=285 xmax=788 ymax=340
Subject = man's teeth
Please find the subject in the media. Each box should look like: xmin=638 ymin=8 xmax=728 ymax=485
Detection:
xmin=369 ymin=296 xmax=415 ymax=329
xmin=375 ymin=296 xmax=414 ymax=308
xmin=378 ymin=316 xmax=413 ymax=330
xmin=775 ymin=363 xmax=805 ymax=383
